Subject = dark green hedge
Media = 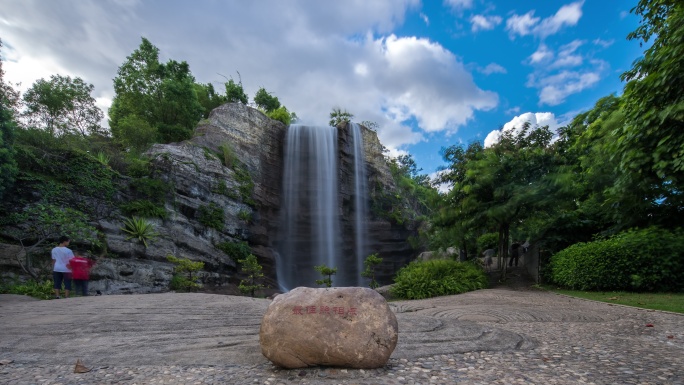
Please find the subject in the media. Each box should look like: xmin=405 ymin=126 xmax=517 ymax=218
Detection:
xmin=391 ymin=259 xmax=488 ymax=300
xmin=550 ymin=227 xmax=684 ymax=292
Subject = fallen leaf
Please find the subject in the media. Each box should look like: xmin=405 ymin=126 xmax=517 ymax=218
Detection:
xmin=74 ymin=359 xmax=91 ymax=373
xmin=645 ymin=324 xmax=654 ymax=327
xmin=667 ymin=335 xmax=674 ymax=339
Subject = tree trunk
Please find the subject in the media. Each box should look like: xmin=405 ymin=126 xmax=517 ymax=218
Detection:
xmin=497 ymin=222 xmax=510 ymax=281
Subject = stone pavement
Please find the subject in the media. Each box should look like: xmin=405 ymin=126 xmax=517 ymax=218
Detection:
xmin=0 ymin=269 xmax=682 ymax=384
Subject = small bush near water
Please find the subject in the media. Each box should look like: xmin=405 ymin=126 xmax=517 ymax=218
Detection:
xmin=391 ymin=260 xmax=488 ymax=300
xmin=550 ymin=227 xmax=684 ymax=292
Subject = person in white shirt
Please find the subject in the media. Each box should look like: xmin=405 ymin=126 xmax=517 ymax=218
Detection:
xmin=52 ymin=236 xmax=74 ymax=299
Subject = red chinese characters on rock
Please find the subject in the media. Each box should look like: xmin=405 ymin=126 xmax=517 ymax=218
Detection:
xmin=292 ymin=305 xmax=358 ymax=317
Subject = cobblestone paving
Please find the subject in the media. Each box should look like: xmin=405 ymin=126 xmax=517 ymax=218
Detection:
xmin=1 ymin=271 xmax=682 ymax=384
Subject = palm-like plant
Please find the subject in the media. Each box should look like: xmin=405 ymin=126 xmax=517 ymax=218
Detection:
xmin=121 ymin=217 xmax=159 ymax=247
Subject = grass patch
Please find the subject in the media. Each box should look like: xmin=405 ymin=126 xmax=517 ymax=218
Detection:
xmin=547 ymin=288 xmax=684 ymax=314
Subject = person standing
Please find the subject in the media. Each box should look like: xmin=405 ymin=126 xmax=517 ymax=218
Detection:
xmin=52 ymin=236 xmax=74 ymax=299
xmin=509 ymin=242 xmax=521 ymax=267
xmin=70 ymin=249 xmax=95 ymax=296
xmin=482 ymin=248 xmax=495 ymax=273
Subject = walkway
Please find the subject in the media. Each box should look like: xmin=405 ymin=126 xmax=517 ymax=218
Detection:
xmin=0 ymin=274 xmax=682 ymax=384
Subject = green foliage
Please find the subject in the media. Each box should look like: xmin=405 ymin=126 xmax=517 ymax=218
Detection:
xmin=218 ymin=143 xmax=237 ymax=168
xmin=215 ymin=240 xmax=251 ymax=262
xmin=22 ymin=74 xmax=104 ymax=137
xmin=64 ymin=151 xmax=117 ymax=199
xmin=194 ymin=82 xmax=226 ymax=118
xmin=0 ymin=95 xmax=18 ymax=200
xmin=130 ymin=177 xmax=168 ymax=203
xmin=237 ymin=209 xmax=251 ymax=222
xmin=0 ymin=279 xmax=53 ymax=300
xmin=126 ymin=157 xmax=151 ymax=178
xmin=238 ymin=254 xmax=265 ymax=297
xmin=234 ymin=166 xmax=255 ymax=205
xmin=550 ymin=227 xmax=684 ymax=292
xmin=618 ymin=0 xmax=684 ymax=198
xmin=224 ymin=76 xmax=248 ymax=104
xmin=110 ymin=37 xmax=202 ymax=149
xmin=254 ymin=87 xmax=281 ymax=112
xmin=361 ymin=253 xmax=383 ymax=289
xmin=120 ymin=199 xmax=167 ymax=219
xmin=167 ymin=254 xmax=204 ymax=292
xmin=3 ymin=203 xmax=99 ymax=279
xmin=314 ymin=264 xmax=337 ymax=287
xmin=329 ymin=107 xmax=354 ymax=127
xmin=198 ymin=203 xmax=224 ymax=231
xmin=477 ymin=233 xmax=499 ymax=252
xmin=121 ymin=217 xmax=159 ymax=247
xmin=391 ymin=260 xmax=488 ymax=300
xmin=267 ymin=106 xmax=292 ymax=125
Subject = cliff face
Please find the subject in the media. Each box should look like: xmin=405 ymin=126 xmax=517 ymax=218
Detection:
xmin=1 ymin=103 xmax=421 ymax=293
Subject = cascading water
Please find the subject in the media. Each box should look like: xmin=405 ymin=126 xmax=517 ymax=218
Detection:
xmin=277 ymin=125 xmax=341 ymax=291
xmin=277 ymin=123 xmax=370 ymax=291
xmin=351 ymin=123 xmax=369 ymax=286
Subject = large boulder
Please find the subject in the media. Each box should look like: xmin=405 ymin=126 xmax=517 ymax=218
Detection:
xmin=259 ymin=286 xmax=398 ymax=369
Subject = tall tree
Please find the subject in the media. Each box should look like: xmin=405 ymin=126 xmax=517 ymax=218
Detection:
xmin=22 ymin=75 xmax=104 ymax=137
xmin=194 ymin=83 xmax=226 ymax=118
xmin=110 ymin=37 xmax=203 ymax=147
xmin=253 ymin=87 xmax=281 ymax=112
xmin=618 ymin=0 xmax=684 ymax=223
xmin=0 ymin=39 xmax=18 ymax=200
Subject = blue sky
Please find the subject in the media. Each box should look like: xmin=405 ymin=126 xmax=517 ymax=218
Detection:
xmin=1 ymin=0 xmax=644 ymax=179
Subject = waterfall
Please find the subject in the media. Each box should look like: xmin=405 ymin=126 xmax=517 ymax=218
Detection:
xmin=351 ymin=123 xmax=369 ymax=286
xmin=277 ymin=123 xmax=370 ymax=291
xmin=277 ymin=125 xmax=341 ymax=291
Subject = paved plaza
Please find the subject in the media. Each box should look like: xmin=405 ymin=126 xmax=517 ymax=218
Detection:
xmin=0 ymin=274 xmax=682 ymax=384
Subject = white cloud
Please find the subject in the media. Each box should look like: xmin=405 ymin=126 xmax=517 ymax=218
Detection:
xmin=470 ymin=15 xmax=503 ymax=32
xmin=535 ymin=1 xmax=584 ymax=38
xmin=1 ymin=0 xmax=499 ymax=156
xmin=479 ymin=63 xmax=507 ymax=75
xmin=506 ymin=11 xmax=540 ymax=37
xmin=444 ymin=0 xmax=474 ymax=10
xmin=536 ymin=71 xmax=600 ymax=105
xmin=593 ymin=38 xmax=614 ymax=48
xmin=529 ymin=44 xmax=554 ymax=64
xmin=484 ymin=112 xmax=562 ymax=147
xmin=420 ymin=12 xmax=429 ymax=26
xmin=551 ymin=39 xmax=584 ymax=68
xmin=506 ymin=1 xmax=584 ymax=39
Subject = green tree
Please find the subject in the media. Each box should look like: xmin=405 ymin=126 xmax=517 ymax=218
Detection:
xmin=267 ymin=106 xmax=292 ymax=125
xmin=314 ymin=264 xmax=337 ymax=287
xmin=167 ymin=254 xmax=204 ymax=291
xmin=616 ymin=0 xmax=684 ymax=226
xmin=253 ymin=87 xmax=281 ymax=112
xmin=224 ymin=75 xmax=248 ymax=104
xmin=22 ymin=75 xmax=104 ymax=137
xmin=0 ymin=40 xmax=18 ymax=200
xmin=110 ymin=37 xmax=203 ymax=146
xmin=361 ymin=253 xmax=382 ymax=289
xmin=238 ymin=254 xmax=265 ymax=297
xmin=194 ymin=83 xmax=226 ymax=118
xmin=329 ymin=107 xmax=354 ymax=127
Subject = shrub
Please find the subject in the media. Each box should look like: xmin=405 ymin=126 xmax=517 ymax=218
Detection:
xmin=120 ymin=199 xmax=167 ymax=219
xmin=215 ymin=240 xmax=251 ymax=262
xmin=0 ymin=279 xmax=53 ymax=300
xmin=361 ymin=253 xmax=382 ymax=289
xmin=391 ymin=260 xmax=488 ymax=300
xmin=198 ymin=203 xmax=224 ymax=231
xmin=477 ymin=232 xmax=499 ymax=252
xmin=167 ymin=254 xmax=204 ymax=292
xmin=130 ymin=177 xmax=168 ymax=203
xmin=238 ymin=254 xmax=265 ymax=297
xmin=550 ymin=227 xmax=684 ymax=292
xmin=314 ymin=264 xmax=337 ymax=287
xmin=121 ymin=217 xmax=159 ymax=247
